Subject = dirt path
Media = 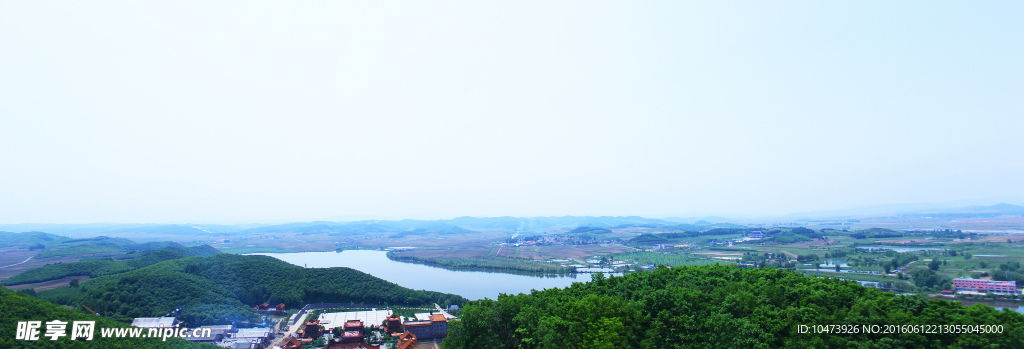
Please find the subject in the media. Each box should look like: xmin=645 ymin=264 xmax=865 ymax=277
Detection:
xmin=0 ymin=256 xmax=33 ymax=269
xmin=0 ymin=252 xmax=88 ymax=280
xmin=267 ymin=317 xmax=285 ymax=347
xmin=778 ymin=250 xmax=798 ymax=258
xmin=270 ymin=312 xmax=312 ymax=348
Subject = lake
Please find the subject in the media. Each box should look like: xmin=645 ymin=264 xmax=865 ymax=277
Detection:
xmin=957 ymin=300 xmax=1024 ymax=315
xmin=250 ymin=250 xmax=589 ymax=300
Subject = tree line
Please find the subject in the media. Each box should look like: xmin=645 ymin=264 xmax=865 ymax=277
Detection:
xmin=387 ymin=252 xmax=570 ymax=274
xmin=442 ymin=265 xmax=1024 ymax=348
xmin=1 ymin=286 xmax=210 ymax=348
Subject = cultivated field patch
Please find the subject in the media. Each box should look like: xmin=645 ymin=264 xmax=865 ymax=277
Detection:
xmin=0 ymin=249 xmax=87 ymax=280
xmin=5 ymin=275 xmax=91 ymax=291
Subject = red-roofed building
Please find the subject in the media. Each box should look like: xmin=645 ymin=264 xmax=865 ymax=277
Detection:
xmin=254 ymin=302 xmax=287 ymax=313
xmin=396 ymin=331 xmax=417 ymax=349
xmin=339 ymin=330 xmax=363 ymax=343
xmin=430 ymin=314 xmax=448 ymax=338
xmin=953 ymin=278 xmax=1020 ymax=294
xmin=282 ymin=336 xmax=307 ymax=349
xmin=301 ymin=320 xmax=324 ymax=338
xmin=404 ymin=314 xmax=449 ymax=339
xmin=344 ymin=320 xmax=364 ymax=332
xmin=385 ymin=314 xmax=403 ymax=334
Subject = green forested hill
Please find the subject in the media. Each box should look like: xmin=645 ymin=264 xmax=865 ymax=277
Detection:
xmin=8 ymin=234 xmax=182 ymax=258
xmin=0 ymin=231 xmax=68 ymax=249
xmin=0 ymin=287 xmax=211 ymax=349
xmin=2 ymin=245 xmax=221 ymax=286
xmin=35 ymin=240 xmax=182 ymax=259
xmin=442 ymin=265 xmax=1024 ymax=349
xmin=123 ymin=245 xmax=221 ymax=268
xmin=36 ymin=253 xmax=467 ymax=326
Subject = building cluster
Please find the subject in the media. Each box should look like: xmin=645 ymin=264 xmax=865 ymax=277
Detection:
xmin=290 ymin=306 xmax=455 ymax=348
xmin=730 ymin=231 xmax=767 ymax=244
xmin=953 ymin=278 xmax=1021 ymax=294
xmin=544 ymin=257 xmax=620 ymax=271
xmin=220 ymin=328 xmax=274 ymax=349
xmin=131 ymin=304 xmax=458 ymax=349
xmin=130 ymin=317 xmax=274 ymax=349
xmin=294 ymin=317 xmax=378 ymax=348
xmin=130 ymin=317 xmax=179 ymax=329
xmin=504 ymin=235 xmax=621 ymax=247
xmin=652 ymin=243 xmax=698 ymax=250
xmin=707 ymin=240 xmax=735 ymax=247
xmin=296 ymin=319 xmax=378 ymax=349
xmin=254 ymin=302 xmax=287 ymax=314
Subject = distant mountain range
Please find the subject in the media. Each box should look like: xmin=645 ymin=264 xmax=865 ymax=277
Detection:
xmin=0 ymin=223 xmax=249 ymax=237
xmin=2 ymin=204 xmax=1020 ymax=238
xmin=0 ymin=216 xmax=749 ymax=238
xmin=0 ymin=231 xmax=181 ymax=257
xmin=218 ymin=216 xmax=748 ymax=235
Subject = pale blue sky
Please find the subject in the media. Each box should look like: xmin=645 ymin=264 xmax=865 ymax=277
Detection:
xmin=1 ymin=1 xmax=1022 ymax=223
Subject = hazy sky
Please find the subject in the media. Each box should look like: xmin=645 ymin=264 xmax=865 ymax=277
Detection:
xmin=2 ymin=1 xmax=1022 ymax=224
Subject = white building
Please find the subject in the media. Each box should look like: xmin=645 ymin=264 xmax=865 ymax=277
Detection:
xmin=317 ymin=309 xmax=394 ymax=330
xmin=130 ymin=317 xmax=178 ymax=329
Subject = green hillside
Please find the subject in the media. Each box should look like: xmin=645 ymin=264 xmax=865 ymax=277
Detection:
xmin=1 ymin=286 xmax=211 ymax=348
xmin=442 ymin=265 xmax=1024 ymax=348
xmin=123 ymin=245 xmax=221 ymax=268
xmin=850 ymin=228 xmax=905 ymax=239
xmin=34 ymin=245 xmax=125 ymax=258
xmin=2 ymin=245 xmax=220 ymax=286
xmin=36 ymin=253 xmax=467 ymax=326
xmin=0 ymin=231 xmax=182 ymax=258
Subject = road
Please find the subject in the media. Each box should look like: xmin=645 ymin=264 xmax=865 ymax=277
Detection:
xmin=0 ymin=256 xmax=33 ymax=269
xmin=270 ymin=312 xmax=312 ymax=348
xmin=778 ymin=250 xmax=798 ymax=258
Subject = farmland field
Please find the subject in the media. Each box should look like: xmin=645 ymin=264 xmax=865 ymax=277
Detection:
xmin=0 ymin=249 xmax=92 ymax=281
xmin=5 ymin=275 xmax=90 ymax=292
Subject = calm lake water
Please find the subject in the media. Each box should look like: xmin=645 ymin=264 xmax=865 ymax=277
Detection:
xmin=250 ymin=250 xmax=587 ymax=301
xmin=957 ymin=301 xmax=1024 ymax=315
xmin=249 ymin=251 xmax=1024 ymax=314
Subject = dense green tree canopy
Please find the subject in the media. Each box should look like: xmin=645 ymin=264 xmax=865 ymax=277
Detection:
xmin=1 ymin=286 xmax=212 ymax=349
xmin=442 ymin=265 xmax=1024 ymax=349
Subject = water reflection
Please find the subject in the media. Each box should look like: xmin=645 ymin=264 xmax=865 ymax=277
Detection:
xmin=956 ymin=300 xmax=1024 ymax=315
xmin=249 ymin=250 xmax=589 ymax=300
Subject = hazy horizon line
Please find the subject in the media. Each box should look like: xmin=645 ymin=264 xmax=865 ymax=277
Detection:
xmin=1 ymin=200 xmax=1021 ymax=226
